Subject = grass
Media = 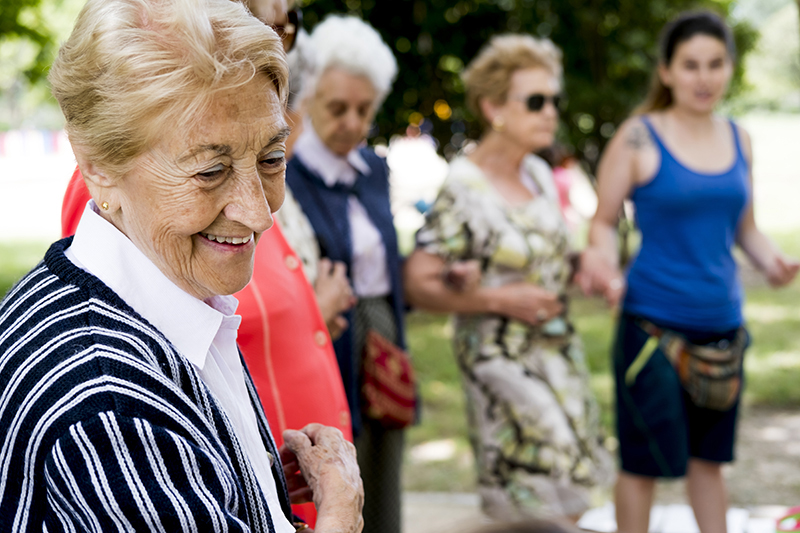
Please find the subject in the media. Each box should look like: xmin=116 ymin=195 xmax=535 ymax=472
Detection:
xmin=0 ymin=241 xmax=51 ymax=299
xmin=403 ymin=312 xmax=475 ymax=491
xmin=4 ymin=233 xmax=800 ymax=493
xmin=741 ymin=232 xmax=800 ymax=406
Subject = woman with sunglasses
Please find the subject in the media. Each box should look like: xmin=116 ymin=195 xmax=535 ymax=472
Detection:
xmin=404 ymin=34 xmax=612 ymax=521
xmin=578 ymin=11 xmax=798 ymax=533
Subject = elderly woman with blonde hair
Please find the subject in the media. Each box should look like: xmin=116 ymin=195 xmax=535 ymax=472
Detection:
xmin=0 ymin=0 xmax=364 ymax=531
xmin=283 ymin=15 xmax=408 ymax=533
xmin=404 ymin=34 xmax=612 ymax=521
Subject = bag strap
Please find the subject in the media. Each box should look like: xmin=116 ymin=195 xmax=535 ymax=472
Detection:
xmin=624 ymin=319 xmax=686 ymax=387
xmin=624 ymin=335 xmax=660 ymax=387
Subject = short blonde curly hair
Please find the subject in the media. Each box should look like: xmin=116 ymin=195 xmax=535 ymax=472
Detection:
xmin=462 ymin=34 xmax=562 ymax=128
xmin=49 ymin=0 xmax=288 ymax=178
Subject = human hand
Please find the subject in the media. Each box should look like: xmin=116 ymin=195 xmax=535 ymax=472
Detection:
xmin=326 ymin=315 xmax=350 ymax=342
xmin=442 ymin=259 xmax=482 ymax=292
xmin=279 ymin=445 xmax=313 ymax=504
xmin=315 ymin=259 xmax=357 ymax=340
xmin=765 ymin=255 xmax=800 ymax=287
xmin=283 ymin=424 xmax=363 ymax=533
xmin=575 ymin=247 xmax=625 ymax=307
xmin=490 ymin=283 xmax=564 ymax=326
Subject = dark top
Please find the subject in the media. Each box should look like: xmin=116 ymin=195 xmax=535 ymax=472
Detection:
xmin=286 ymin=148 xmax=407 ymax=434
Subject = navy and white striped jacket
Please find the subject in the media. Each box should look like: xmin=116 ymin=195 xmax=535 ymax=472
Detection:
xmin=0 ymin=238 xmax=293 ymax=532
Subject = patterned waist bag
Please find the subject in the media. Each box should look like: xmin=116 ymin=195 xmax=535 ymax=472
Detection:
xmin=625 ymin=318 xmax=748 ymax=411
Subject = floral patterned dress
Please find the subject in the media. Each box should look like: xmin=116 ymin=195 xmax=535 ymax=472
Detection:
xmin=415 ymin=155 xmax=612 ymax=518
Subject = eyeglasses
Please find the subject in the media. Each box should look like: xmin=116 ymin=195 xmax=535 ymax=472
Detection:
xmin=513 ymin=93 xmax=564 ymax=112
xmin=270 ymin=8 xmax=302 ymax=53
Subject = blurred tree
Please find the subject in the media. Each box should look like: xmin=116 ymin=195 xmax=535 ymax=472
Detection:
xmin=297 ymin=0 xmax=756 ymax=173
xmin=791 ymin=1 xmax=800 ymax=96
xmin=0 ymin=0 xmax=56 ymax=82
xmin=0 ymin=0 xmax=86 ymax=129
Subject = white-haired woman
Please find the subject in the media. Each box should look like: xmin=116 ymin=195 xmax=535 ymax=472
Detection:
xmin=404 ymin=34 xmax=612 ymax=521
xmin=0 ymin=0 xmax=364 ymax=531
xmin=284 ymin=15 xmax=406 ymax=533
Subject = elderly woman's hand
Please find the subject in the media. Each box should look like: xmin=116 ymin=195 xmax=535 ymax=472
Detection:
xmin=283 ymin=424 xmax=364 ymax=533
xmin=488 ymin=282 xmax=564 ymax=325
xmin=315 ymin=258 xmax=357 ymax=341
xmin=278 ymin=445 xmax=314 ymax=504
xmin=575 ymin=246 xmax=625 ymax=307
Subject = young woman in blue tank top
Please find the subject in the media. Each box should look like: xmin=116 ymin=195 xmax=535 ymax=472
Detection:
xmin=577 ymin=11 xmax=799 ymax=533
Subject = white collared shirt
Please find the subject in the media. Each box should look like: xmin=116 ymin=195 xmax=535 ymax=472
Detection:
xmin=65 ymin=201 xmax=294 ymax=533
xmin=293 ymin=121 xmax=391 ymax=297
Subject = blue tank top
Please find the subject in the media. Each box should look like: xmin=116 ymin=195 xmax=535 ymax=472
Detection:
xmin=623 ymin=116 xmax=750 ymax=331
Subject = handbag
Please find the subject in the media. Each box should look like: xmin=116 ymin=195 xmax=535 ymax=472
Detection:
xmin=361 ymin=329 xmax=417 ymax=429
xmin=627 ymin=319 xmax=747 ymax=411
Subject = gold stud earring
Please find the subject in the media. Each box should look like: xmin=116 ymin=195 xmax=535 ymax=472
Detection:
xmin=101 ymin=202 xmax=109 ymax=210
xmin=491 ymin=116 xmax=505 ymax=132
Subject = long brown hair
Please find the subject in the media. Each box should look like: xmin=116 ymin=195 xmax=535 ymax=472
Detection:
xmin=634 ymin=10 xmax=735 ymax=115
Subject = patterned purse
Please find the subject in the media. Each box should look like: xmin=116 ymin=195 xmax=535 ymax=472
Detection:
xmin=628 ymin=319 xmax=747 ymax=411
xmin=362 ymin=329 xmax=417 ymax=429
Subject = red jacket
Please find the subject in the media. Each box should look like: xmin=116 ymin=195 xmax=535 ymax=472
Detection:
xmin=61 ymin=168 xmax=352 ymax=525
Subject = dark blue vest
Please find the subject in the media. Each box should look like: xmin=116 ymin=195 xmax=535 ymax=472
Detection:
xmin=286 ymin=148 xmax=406 ymax=434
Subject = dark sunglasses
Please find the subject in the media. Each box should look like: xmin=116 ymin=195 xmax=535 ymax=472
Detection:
xmin=270 ymin=8 xmax=302 ymax=53
xmin=521 ymin=93 xmax=563 ymax=112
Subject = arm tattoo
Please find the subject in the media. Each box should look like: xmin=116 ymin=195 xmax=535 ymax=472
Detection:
xmin=625 ymin=124 xmax=652 ymax=150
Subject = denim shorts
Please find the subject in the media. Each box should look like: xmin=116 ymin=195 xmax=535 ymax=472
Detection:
xmin=613 ymin=313 xmax=744 ymax=477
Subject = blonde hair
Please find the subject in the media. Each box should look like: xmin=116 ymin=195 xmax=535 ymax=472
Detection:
xmin=49 ymin=0 xmax=288 ymax=178
xmin=462 ymin=34 xmax=562 ymax=128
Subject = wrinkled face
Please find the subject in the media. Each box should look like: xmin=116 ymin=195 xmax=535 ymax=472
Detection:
xmin=107 ymin=76 xmax=288 ymax=300
xmin=659 ymin=34 xmax=733 ymax=114
xmin=307 ymin=67 xmax=377 ymax=156
xmin=494 ymin=67 xmax=560 ymax=152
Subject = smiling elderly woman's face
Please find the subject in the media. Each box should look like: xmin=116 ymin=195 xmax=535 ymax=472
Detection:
xmin=101 ymin=75 xmax=288 ymax=300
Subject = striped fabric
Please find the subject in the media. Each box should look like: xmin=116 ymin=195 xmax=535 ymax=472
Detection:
xmin=0 ymin=238 xmax=293 ymax=532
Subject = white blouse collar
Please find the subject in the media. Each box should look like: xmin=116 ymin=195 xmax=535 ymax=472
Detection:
xmin=293 ymin=118 xmax=371 ymax=187
xmin=66 ymin=201 xmax=239 ymax=371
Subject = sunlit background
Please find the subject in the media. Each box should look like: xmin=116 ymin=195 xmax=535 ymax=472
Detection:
xmin=1 ymin=0 xmax=800 ymax=529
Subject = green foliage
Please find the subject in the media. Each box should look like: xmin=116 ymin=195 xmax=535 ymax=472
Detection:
xmin=0 ymin=0 xmax=56 ymax=82
xmin=736 ymin=1 xmax=800 ymax=112
xmin=0 ymin=241 xmax=49 ymax=300
xmin=297 ymin=0 xmax=756 ymax=171
xmin=0 ymin=0 xmax=85 ymax=129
